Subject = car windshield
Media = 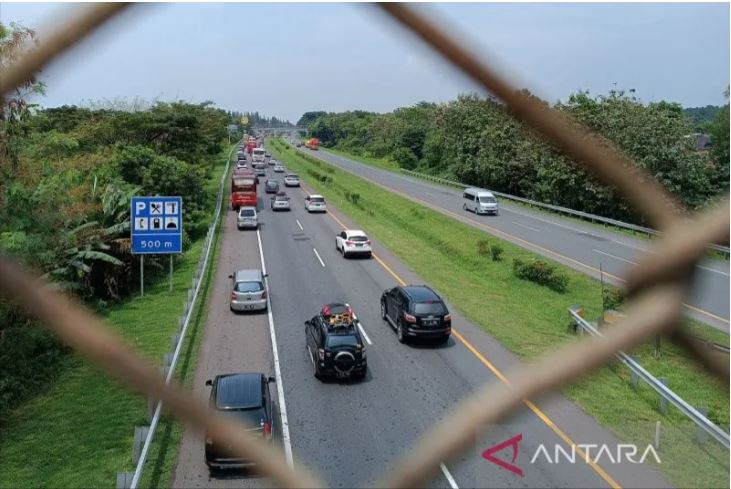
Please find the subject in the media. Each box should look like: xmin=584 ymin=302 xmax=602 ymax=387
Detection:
xmin=220 ymin=407 xmax=266 ymax=427
xmin=479 ymin=196 xmax=497 ymax=204
xmin=413 ymin=302 xmax=446 ymax=315
xmin=326 ymin=334 xmax=360 ymax=348
xmin=234 ymin=281 xmax=263 ymax=293
xmin=348 ymin=235 xmax=368 ymax=242
xmin=240 ymin=209 xmax=255 ymax=217
xmin=276 ymin=195 xmax=289 ymax=201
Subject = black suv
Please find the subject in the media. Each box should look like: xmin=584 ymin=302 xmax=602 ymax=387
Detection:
xmin=380 ymin=285 xmax=451 ymax=344
xmin=305 ymin=303 xmax=367 ymax=380
xmin=204 ymin=373 xmax=275 ymax=471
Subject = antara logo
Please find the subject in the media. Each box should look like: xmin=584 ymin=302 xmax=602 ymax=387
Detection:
xmin=481 ymin=434 xmax=661 ymax=476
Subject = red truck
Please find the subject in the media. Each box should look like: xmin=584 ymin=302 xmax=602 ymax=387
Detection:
xmin=304 ymin=138 xmax=320 ymax=150
xmin=231 ymin=171 xmax=257 ymax=210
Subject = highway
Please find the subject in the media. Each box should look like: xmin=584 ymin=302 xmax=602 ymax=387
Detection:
xmin=171 ymin=152 xmax=670 ymax=488
xmin=293 ymin=145 xmax=730 ymax=333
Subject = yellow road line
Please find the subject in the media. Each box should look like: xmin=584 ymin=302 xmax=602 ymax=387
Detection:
xmin=325 ymin=206 xmax=621 ymax=489
xmin=316 ymin=151 xmax=727 ymax=326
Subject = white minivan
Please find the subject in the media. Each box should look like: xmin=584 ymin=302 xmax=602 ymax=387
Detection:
xmin=462 ymin=187 xmax=499 ymax=215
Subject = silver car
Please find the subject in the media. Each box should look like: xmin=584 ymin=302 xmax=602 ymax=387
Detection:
xmin=237 ymin=207 xmax=258 ymax=230
xmin=273 ymin=165 xmax=285 ymax=173
xmin=229 ymin=269 xmax=268 ymax=312
xmin=271 ymin=192 xmax=291 ymax=211
xmin=284 ymin=174 xmax=300 ymax=187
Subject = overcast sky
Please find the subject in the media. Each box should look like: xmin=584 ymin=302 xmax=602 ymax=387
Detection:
xmin=1 ymin=2 xmax=729 ymax=123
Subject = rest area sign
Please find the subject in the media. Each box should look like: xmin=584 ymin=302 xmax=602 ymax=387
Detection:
xmin=130 ymin=196 xmax=182 ymax=254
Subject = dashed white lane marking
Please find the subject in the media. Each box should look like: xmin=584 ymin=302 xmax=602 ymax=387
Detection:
xmin=512 ymin=221 xmax=540 ymax=232
xmin=441 ymin=463 xmax=459 ymax=489
xmin=296 ymin=219 xmax=303 ymax=231
xmin=313 ymin=248 xmax=326 ymax=267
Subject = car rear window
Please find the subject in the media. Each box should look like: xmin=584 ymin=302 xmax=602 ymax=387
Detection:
xmin=310 ymin=197 xmax=325 ymax=203
xmin=349 ymin=236 xmax=368 ymax=242
xmin=413 ymin=302 xmax=446 ymax=315
xmin=287 ymin=174 xmax=298 ymax=178
xmin=326 ymin=334 xmax=360 ymax=348
xmin=267 ymin=181 xmax=278 ymax=187
xmin=222 ymin=407 xmax=267 ymax=427
xmin=239 ymin=209 xmax=256 ymax=217
xmin=234 ymin=281 xmax=263 ymax=293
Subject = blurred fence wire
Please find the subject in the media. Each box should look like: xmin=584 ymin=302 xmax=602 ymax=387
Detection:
xmin=0 ymin=3 xmax=728 ymax=488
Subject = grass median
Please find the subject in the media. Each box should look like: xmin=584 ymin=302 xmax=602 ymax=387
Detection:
xmin=270 ymin=138 xmax=729 ymax=489
xmin=0 ymin=147 xmax=233 ymax=489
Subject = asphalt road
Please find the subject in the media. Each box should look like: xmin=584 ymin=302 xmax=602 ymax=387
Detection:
xmin=294 ymin=146 xmax=730 ymax=333
xmin=171 ymin=154 xmax=670 ymax=488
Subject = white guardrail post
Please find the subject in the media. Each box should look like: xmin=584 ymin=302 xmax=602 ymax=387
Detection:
xmin=398 ymin=168 xmax=730 ymax=256
xmin=117 ymin=144 xmax=235 ymax=489
xmin=568 ymin=307 xmax=730 ymax=449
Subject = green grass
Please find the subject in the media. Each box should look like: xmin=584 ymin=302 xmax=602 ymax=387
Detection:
xmin=270 ymin=138 xmax=729 ymax=489
xmin=0 ymin=147 xmax=233 ymax=489
xmin=323 ymin=146 xmax=730 ymax=262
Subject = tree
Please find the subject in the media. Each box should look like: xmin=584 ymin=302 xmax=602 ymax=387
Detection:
xmin=708 ymin=87 xmax=730 ymax=193
xmin=0 ymin=22 xmax=46 ymax=172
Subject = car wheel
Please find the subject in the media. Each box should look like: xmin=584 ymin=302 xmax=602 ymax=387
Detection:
xmin=396 ymin=320 xmax=406 ymax=343
xmin=335 ymin=239 xmax=339 ymax=251
xmin=462 ymin=203 xmax=466 ymax=211
xmin=354 ymin=368 xmax=366 ymax=380
xmin=380 ymin=300 xmax=387 ymax=320
xmin=343 ymin=251 xmax=348 ymax=259
xmin=437 ymin=335 xmax=450 ymax=345
xmin=312 ymin=357 xmax=321 ymax=379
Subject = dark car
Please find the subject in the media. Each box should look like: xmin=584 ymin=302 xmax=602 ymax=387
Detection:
xmin=305 ymin=303 xmax=367 ymax=380
xmin=264 ymin=179 xmax=279 ymax=194
xmin=204 ymin=373 xmax=275 ymax=471
xmin=380 ymin=285 xmax=451 ymax=344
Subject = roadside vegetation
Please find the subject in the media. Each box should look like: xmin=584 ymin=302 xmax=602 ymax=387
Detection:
xmin=299 ymin=88 xmax=729 ymax=227
xmin=269 ymin=137 xmax=729 ymax=489
xmin=0 ymin=21 xmax=243 ymax=487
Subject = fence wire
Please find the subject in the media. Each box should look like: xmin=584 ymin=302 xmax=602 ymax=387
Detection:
xmin=0 ymin=3 xmax=728 ymax=488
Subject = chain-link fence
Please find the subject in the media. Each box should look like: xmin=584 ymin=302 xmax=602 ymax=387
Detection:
xmin=0 ymin=3 xmax=728 ymax=488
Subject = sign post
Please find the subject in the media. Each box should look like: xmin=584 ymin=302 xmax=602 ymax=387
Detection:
xmin=131 ymin=196 xmax=183 ymax=296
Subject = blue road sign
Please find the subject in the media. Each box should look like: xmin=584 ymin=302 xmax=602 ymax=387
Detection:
xmin=131 ymin=196 xmax=182 ymax=254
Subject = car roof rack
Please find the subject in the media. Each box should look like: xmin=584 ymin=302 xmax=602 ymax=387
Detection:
xmin=320 ymin=303 xmax=356 ymax=329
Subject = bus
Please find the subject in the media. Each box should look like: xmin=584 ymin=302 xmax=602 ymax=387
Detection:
xmin=252 ymin=147 xmax=266 ymax=163
xmin=231 ymin=174 xmax=257 ymax=210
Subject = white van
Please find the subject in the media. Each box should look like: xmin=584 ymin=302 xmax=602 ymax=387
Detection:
xmin=462 ymin=187 xmax=499 ymax=215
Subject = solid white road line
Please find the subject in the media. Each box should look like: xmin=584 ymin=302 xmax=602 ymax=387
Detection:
xmin=357 ymin=322 xmax=373 ymax=345
xmin=699 ymin=265 xmax=730 ymax=277
xmin=313 ymin=248 xmax=326 ymax=267
xmin=512 ymin=221 xmax=540 ymax=232
xmin=256 ymin=228 xmax=294 ymax=467
xmin=593 ymin=248 xmax=636 ymax=265
xmin=296 ymin=219 xmax=303 ymax=231
xmin=440 ymin=463 xmax=459 ymax=489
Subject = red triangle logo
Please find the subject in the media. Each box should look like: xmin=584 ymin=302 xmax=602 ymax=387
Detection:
xmin=481 ymin=433 xmax=523 ymax=477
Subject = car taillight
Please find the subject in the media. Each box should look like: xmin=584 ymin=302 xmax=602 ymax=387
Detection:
xmin=404 ymin=313 xmax=417 ymax=323
xmin=231 ymin=292 xmax=236 ymax=300
xmin=205 ymin=436 xmax=213 ymax=445
xmin=444 ymin=314 xmax=451 ymax=321
xmin=346 ymin=240 xmax=354 ymax=246
xmin=263 ymin=421 xmax=272 ymax=439
xmin=366 ymin=240 xmax=371 ymax=245
xmin=318 ymin=348 xmax=325 ymax=361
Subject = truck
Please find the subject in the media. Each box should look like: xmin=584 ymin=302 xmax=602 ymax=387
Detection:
xmin=252 ymin=147 xmax=266 ymax=164
xmin=304 ymin=138 xmax=320 ymax=150
xmin=231 ymin=172 xmax=257 ymax=210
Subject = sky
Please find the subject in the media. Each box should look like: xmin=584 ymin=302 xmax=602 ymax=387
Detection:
xmin=1 ymin=2 xmax=729 ymax=123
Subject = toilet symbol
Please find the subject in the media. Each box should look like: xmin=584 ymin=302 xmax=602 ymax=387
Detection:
xmin=164 ymin=217 xmax=179 ymax=230
xmin=151 ymin=217 xmax=163 ymax=230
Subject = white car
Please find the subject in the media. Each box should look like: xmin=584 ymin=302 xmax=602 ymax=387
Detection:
xmin=335 ymin=229 xmax=372 ymax=258
xmin=273 ymin=165 xmax=285 ymax=173
xmin=284 ymin=174 xmax=300 ymax=187
xmin=236 ymin=161 xmax=247 ymax=169
xmin=304 ymin=194 xmax=327 ymax=213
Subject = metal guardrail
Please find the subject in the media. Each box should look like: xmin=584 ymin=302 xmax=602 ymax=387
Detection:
xmin=399 ymin=168 xmax=731 ymax=255
xmin=122 ymin=144 xmax=235 ymax=489
xmin=569 ymin=307 xmax=730 ymax=449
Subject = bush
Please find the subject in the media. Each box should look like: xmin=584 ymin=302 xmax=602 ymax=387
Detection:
xmin=392 ymin=147 xmax=418 ymax=169
xmin=513 ymin=258 xmax=569 ymax=293
xmin=602 ymin=287 xmax=625 ymax=311
xmin=490 ymin=243 xmax=504 ymax=261
xmin=477 ymin=239 xmax=490 ymax=256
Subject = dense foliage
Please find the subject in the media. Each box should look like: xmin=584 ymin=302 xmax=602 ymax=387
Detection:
xmin=305 ymin=91 xmax=729 ymax=225
xmin=0 ymin=22 xmax=234 ymax=417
